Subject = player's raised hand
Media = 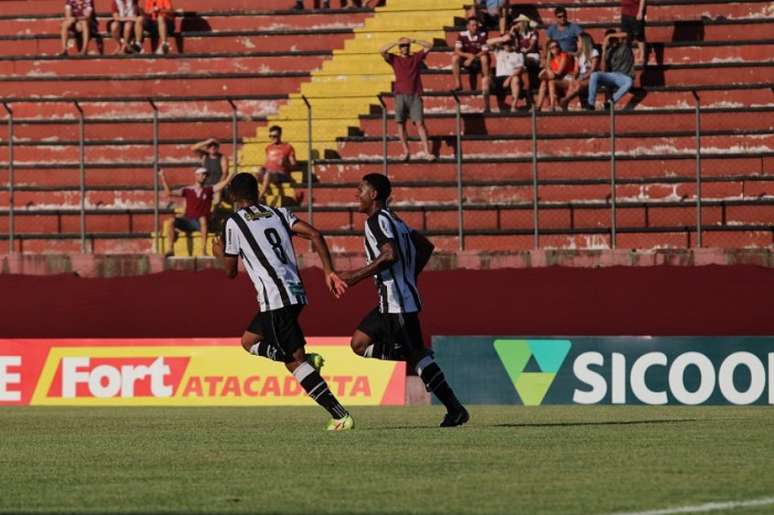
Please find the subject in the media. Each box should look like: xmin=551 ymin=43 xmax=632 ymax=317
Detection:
xmin=326 ymin=271 xmax=348 ymax=299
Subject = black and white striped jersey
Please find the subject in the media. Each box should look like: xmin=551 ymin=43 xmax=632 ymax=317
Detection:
xmin=224 ymin=204 xmax=307 ymax=312
xmin=364 ymin=208 xmax=422 ymax=314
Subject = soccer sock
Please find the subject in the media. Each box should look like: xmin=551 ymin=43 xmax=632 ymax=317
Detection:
xmin=293 ymin=362 xmax=349 ymax=419
xmin=415 ymin=355 xmax=464 ymax=413
xmin=364 ymin=341 xmax=406 ymax=361
xmin=248 ymin=342 xmax=284 ymax=362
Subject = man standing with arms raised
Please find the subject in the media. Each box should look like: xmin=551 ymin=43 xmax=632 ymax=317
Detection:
xmin=380 ymin=37 xmax=436 ymax=162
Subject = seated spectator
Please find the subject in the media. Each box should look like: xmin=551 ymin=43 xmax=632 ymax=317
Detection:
xmin=294 ymin=0 xmax=377 ymax=8
xmin=259 ymin=126 xmax=300 ymax=205
xmin=586 ymin=30 xmax=635 ymax=110
xmin=452 ymin=17 xmax=491 ymax=110
xmin=535 ymin=39 xmax=574 ymax=111
xmin=191 ymin=138 xmax=229 ymax=204
xmin=512 ymin=14 xmax=539 ymax=69
xmin=159 ymin=167 xmax=233 ymax=257
xmin=621 ymin=0 xmax=647 ymax=65
xmin=546 ymin=6 xmax=583 ymax=54
xmin=109 ymin=0 xmax=143 ymax=55
xmin=142 ymin=0 xmax=174 ymax=55
xmin=486 ymin=33 xmax=525 ymax=111
xmin=59 ymin=0 xmax=95 ymax=56
xmin=472 ymin=0 xmax=510 ymax=36
xmin=380 ymin=37 xmax=435 ymax=161
xmin=560 ymin=32 xmax=599 ymax=110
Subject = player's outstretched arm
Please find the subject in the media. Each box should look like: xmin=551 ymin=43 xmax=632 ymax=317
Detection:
xmin=411 ymin=230 xmax=435 ymax=276
xmin=292 ymin=220 xmax=347 ymax=298
xmin=338 ymin=241 xmax=397 ymax=287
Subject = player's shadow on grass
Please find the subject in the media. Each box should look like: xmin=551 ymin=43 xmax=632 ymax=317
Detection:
xmin=493 ymin=419 xmax=697 ymax=428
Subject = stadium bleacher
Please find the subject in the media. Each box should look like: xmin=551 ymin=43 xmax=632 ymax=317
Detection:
xmin=0 ymin=0 xmax=771 ymax=254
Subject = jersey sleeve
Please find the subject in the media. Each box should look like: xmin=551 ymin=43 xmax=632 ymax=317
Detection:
xmin=223 ymin=217 xmax=240 ymax=257
xmin=277 ymin=207 xmax=299 ymax=229
xmin=367 ymin=213 xmax=394 ymax=248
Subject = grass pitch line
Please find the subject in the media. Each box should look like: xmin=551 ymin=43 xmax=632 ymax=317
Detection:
xmin=611 ymin=496 xmax=774 ymax=515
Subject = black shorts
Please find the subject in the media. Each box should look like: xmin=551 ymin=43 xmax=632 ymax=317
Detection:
xmin=247 ymin=304 xmax=306 ymax=363
xmin=461 ymin=57 xmax=482 ymax=74
xmin=357 ymin=307 xmax=426 ymax=357
xmin=621 ymin=14 xmax=645 ymax=41
xmin=173 ymin=217 xmax=201 ymax=232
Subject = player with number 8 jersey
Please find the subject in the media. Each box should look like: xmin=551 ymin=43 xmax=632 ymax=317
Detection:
xmin=213 ymin=173 xmax=354 ymax=431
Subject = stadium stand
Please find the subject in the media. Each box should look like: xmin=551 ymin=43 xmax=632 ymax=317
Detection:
xmin=0 ymin=0 xmax=771 ymax=254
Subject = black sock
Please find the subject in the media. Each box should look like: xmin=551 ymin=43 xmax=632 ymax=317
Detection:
xmin=293 ymin=363 xmax=349 ymax=419
xmin=416 ymin=357 xmax=463 ymax=413
xmin=365 ymin=341 xmax=406 ymax=361
xmin=248 ymin=342 xmax=285 ymax=362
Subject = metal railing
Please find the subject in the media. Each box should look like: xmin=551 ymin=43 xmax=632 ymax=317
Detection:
xmin=1 ymin=93 xmax=771 ymax=254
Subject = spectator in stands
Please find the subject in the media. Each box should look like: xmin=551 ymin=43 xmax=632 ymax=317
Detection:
xmin=192 ymin=138 xmax=229 ymax=203
xmin=621 ymin=0 xmax=647 ymax=65
xmin=452 ymin=17 xmax=491 ymax=111
xmin=258 ymin=126 xmax=298 ymax=205
xmin=159 ymin=166 xmax=233 ymax=257
xmin=142 ymin=0 xmax=174 ymax=55
xmin=560 ymin=32 xmax=599 ymax=110
xmin=294 ymin=1 xmax=377 ymax=8
xmin=535 ymin=39 xmax=573 ymax=111
xmin=60 ymin=0 xmax=95 ymax=56
xmin=486 ymin=33 xmax=525 ymax=111
xmin=546 ymin=7 xmax=583 ymax=54
xmin=511 ymin=14 xmax=539 ymax=107
xmin=587 ymin=30 xmax=635 ymax=110
xmin=380 ymin=37 xmax=435 ymax=161
xmin=471 ymin=0 xmax=510 ymax=36
xmin=109 ymin=0 xmax=143 ymax=55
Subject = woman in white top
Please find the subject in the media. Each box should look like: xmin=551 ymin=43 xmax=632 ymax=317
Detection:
xmin=561 ymin=32 xmax=600 ymax=110
xmin=487 ymin=33 xmax=526 ymax=111
xmin=109 ymin=0 xmax=143 ymax=54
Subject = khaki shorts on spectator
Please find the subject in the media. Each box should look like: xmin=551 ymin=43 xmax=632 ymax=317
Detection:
xmin=395 ymin=94 xmax=424 ymax=123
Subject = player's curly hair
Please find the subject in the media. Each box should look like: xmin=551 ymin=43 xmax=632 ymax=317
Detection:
xmin=229 ymin=172 xmax=259 ymax=203
xmin=362 ymin=173 xmax=391 ymax=202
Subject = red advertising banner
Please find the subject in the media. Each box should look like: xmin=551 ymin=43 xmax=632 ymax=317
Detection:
xmin=0 ymin=338 xmax=405 ymax=406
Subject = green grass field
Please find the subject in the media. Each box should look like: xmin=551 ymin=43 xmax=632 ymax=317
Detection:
xmin=1 ymin=406 xmax=773 ymax=514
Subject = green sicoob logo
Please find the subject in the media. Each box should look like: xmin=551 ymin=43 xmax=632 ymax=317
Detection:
xmin=493 ymin=339 xmax=572 ymax=405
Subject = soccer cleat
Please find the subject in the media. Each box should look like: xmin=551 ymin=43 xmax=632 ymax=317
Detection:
xmin=325 ymin=414 xmax=354 ymax=432
xmin=440 ymin=407 xmax=469 ymax=428
xmin=306 ymin=353 xmax=325 ymax=372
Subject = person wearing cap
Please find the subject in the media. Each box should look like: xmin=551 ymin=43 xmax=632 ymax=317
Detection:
xmin=159 ymin=166 xmax=233 ymax=257
xmin=380 ymin=37 xmax=435 ymax=161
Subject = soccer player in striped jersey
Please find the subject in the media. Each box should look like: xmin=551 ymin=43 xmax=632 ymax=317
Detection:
xmin=212 ymin=173 xmax=354 ymax=431
xmin=339 ymin=174 xmax=469 ymax=427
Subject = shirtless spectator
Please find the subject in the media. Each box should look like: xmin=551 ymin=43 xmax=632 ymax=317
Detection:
xmin=452 ymin=17 xmax=491 ymax=111
xmin=546 ymin=7 xmax=583 ymax=54
xmin=258 ymin=126 xmax=298 ymax=205
xmin=159 ymin=167 xmax=232 ymax=257
xmin=380 ymin=37 xmax=435 ymax=161
xmin=142 ymin=0 xmax=174 ymax=55
xmin=109 ymin=0 xmax=143 ymax=55
xmin=60 ymin=0 xmax=95 ymax=56
xmin=192 ymin=138 xmax=229 ymax=204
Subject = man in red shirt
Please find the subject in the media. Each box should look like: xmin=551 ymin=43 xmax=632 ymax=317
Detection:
xmin=259 ymin=126 xmax=298 ymax=205
xmin=380 ymin=37 xmax=435 ymax=161
xmin=159 ymin=166 xmax=232 ymax=257
xmin=621 ymin=0 xmax=647 ymax=65
xmin=452 ymin=17 xmax=492 ymax=111
xmin=60 ymin=0 xmax=95 ymax=56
